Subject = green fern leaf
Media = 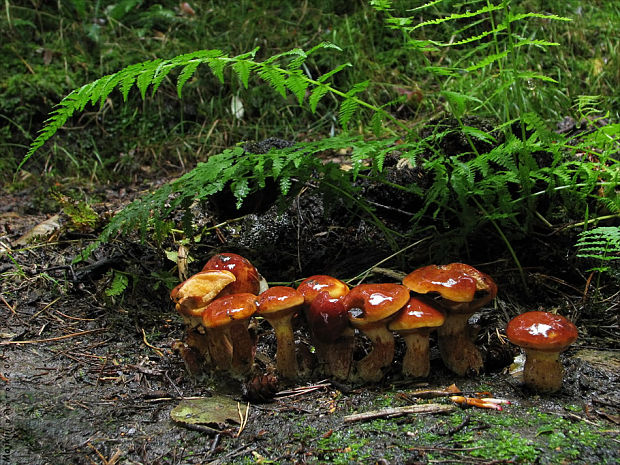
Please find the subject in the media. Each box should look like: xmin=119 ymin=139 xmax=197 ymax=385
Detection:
xmin=177 ymin=61 xmax=201 ymax=98
xmin=285 ymin=71 xmax=309 ymax=105
xmin=339 ymin=98 xmax=359 ymax=129
xmin=150 ymin=62 xmax=174 ymax=96
xmin=317 ymin=63 xmax=352 ymax=83
xmin=309 ymin=86 xmax=329 ymax=113
xmin=412 ymin=4 xmax=503 ymax=31
xmin=136 ymin=60 xmax=161 ymax=99
xmin=208 ymin=58 xmax=227 ymax=84
xmin=466 ymin=50 xmax=509 ymax=72
xmin=232 ymin=60 xmax=254 ymax=89
xmin=258 ymin=66 xmax=287 ymax=98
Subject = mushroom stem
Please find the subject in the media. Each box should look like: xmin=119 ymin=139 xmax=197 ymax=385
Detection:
xmin=523 ymin=349 xmax=563 ymax=393
xmin=437 ymin=312 xmax=483 ymax=376
xmin=205 ymin=328 xmax=233 ymax=370
xmin=355 ymin=325 xmax=395 ymax=383
xmin=228 ymin=321 xmax=257 ymax=377
xmin=184 ymin=326 xmax=213 ymax=367
xmin=401 ymin=330 xmax=432 ymax=378
xmin=314 ymin=327 xmax=355 ymax=381
xmin=269 ymin=314 xmax=298 ymax=380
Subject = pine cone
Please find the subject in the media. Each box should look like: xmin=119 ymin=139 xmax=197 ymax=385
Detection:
xmin=242 ymin=373 xmax=279 ymax=403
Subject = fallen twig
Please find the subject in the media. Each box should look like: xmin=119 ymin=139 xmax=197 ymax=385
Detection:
xmin=343 ymin=403 xmax=455 ymax=423
xmin=141 ymin=328 xmax=164 ymax=357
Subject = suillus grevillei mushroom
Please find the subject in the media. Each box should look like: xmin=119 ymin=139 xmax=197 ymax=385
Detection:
xmin=201 ymin=293 xmax=258 ymax=377
xmin=506 ymin=311 xmax=578 ymax=393
xmin=202 ymin=252 xmax=263 ymax=295
xmin=256 ymin=286 xmax=305 ymax=380
xmin=388 ymin=296 xmax=445 ymax=378
xmin=298 ymin=275 xmax=353 ymax=380
xmin=403 ymin=263 xmax=497 ymax=376
xmin=344 ymin=283 xmax=410 ymax=382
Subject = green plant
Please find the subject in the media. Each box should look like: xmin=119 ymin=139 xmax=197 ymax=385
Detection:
xmin=576 ymin=226 xmax=620 ymax=273
xmin=18 ymin=1 xmax=619 ymax=271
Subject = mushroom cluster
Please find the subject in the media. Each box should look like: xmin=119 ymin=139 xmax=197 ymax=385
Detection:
xmin=170 ymin=254 xmax=503 ymax=383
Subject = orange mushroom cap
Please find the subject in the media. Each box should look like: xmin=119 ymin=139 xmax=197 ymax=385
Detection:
xmin=506 ymin=311 xmax=578 ymax=352
xmin=202 ymin=252 xmax=261 ymax=295
xmin=297 ymin=275 xmax=349 ymax=305
xmin=256 ymin=286 xmax=304 ymax=319
xmin=170 ymin=270 xmax=236 ymax=318
xmin=388 ymin=296 xmax=445 ymax=332
xmin=403 ymin=263 xmax=497 ymax=306
xmin=201 ymin=293 xmax=258 ymax=329
xmin=344 ymin=283 xmax=410 ymax=326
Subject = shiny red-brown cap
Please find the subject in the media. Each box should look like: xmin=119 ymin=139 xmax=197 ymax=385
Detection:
xmin=402 ymin=263 xmax=497 ymax=304
xmin=201 ymin=293 xmax=258 ymax=329
xmin=506 ymin=311 xmax=578 ymax=352
xmin=256 ymin=286 xmax=304 ymax=319
xmin=297 ymin=275 xmax=349 ymax=305
xmin=344 ymin=283 xmax=410 ymax=327
xmin=170 ymin=270 xmax=236 ymax=318
xmin=305 ymin=290 xmax=350 ymax=343
xmin=388 ymin=296 xmax=445 ymax=332
xmin=202 ymin=252 xmax=261 ymax=295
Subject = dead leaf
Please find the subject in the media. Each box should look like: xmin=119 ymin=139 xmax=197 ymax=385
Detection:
xmin=171 ymin=395 xmax=240 ymax=429
xmin=14 ymin=214 xmax=62 ymax=246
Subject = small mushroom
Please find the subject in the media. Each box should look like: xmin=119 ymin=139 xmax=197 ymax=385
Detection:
xmin=344 ymin=283 xmax=410 ymax=382
xmin=256 ymin=286 xmax=305 ymax=380
xmin=201 ymin=293 xmax=258 ymax=376
xmin=170 ymin=270 xmax=237 ymax=365
xmin=403 ymin=263 xmax=497 ymax=376
xmin=388 ymin=296 xmax=445 ymax=378
xmin=202 ymin=252 xmax=265 ymax=295
xmin=298 ymin=275 xmax=353 ymax=380
xmin=506 ymin=311 xmax=578 ymax=393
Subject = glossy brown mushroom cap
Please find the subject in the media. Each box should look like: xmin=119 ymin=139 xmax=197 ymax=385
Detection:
xmin=170 ymin=270 xmax=236 ymax=317
xmin=506 ymin=311 xmax=578 ymax=352
xmin=202 ymin=253 xmax=261 ymax=295
xmin=403 ymin=263 xmax=497 ymax=305
xmin=306 ymin=291 xmax=349 ymax=343
xmin=344 ymin=283 xmax=410 ymax=326
xmin=256 ymin=286 xmax=304 ymax=318
xmin=201 ymin=293 xmax=258 ymax=329
xmin=388 ymin=297 xmax=445 ymax=332
xmin=297 ymin=275 xmax=349 ymax=305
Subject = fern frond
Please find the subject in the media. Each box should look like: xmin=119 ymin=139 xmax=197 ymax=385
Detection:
xmin=576 ymin=227 xmax=620 ymax=261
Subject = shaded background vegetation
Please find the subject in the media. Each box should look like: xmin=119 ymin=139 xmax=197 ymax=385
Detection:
xmin=1 ymin=0 xmax=617 ymax=182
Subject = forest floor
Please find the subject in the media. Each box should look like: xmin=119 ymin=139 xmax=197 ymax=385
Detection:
xmin=1 ymin=166 xmax=619 ymax=465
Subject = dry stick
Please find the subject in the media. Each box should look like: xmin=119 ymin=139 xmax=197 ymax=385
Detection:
xmin=0 ymin=293 xmax=16 ymax=314
xmin=141 ymin=328 xmax=164 ymax=357
xmin=0 ymin=328 xmax=106 ymax=345
xmin=343 ymin=403 xmax=455 ymax=423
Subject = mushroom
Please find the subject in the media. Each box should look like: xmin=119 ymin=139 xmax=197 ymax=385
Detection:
xmin=388 ymin=296 xmax=445 ymax=378
xmin=202 ymin=252 xmax=265 ymax=295
xmin=343 ymin=283 xmax=410 ymax=382
xmin=201 ymin=293 xmax=258 ymax=376
xmin=402 ymin=263 xmax=497 ymax=376
xmin=298 ymin=275 xmax=353 ymax=380
xmin=506 ymin=311 xmax=578 ymax=393
xmin=170 ymin=270 xmax=237 ymax=364
xmin=256 ymin=286 xmax=305 ymax=380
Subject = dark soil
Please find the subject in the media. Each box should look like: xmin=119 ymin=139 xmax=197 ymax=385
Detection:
xmin=1 ymin=156 xmax=618 ymax=465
